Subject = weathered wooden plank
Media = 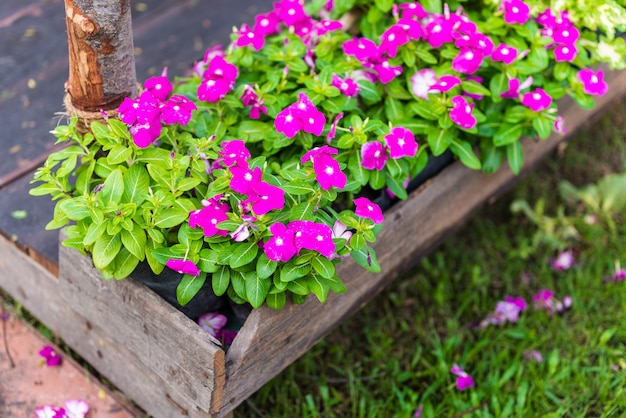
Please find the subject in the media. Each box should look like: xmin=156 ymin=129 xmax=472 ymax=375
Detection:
xmin=219 ymin=67 xmax=626 ymax=415
xmin=58 ymin=234 xmax=226 ymax=414
xmin=0 ymin=233 xmax=216 ymax=418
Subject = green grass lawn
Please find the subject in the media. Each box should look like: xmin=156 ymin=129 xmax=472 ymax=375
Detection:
xmin=238 ymin=99 xmax=626 ymax=418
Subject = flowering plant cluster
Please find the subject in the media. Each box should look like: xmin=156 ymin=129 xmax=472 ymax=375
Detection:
xmin=31 ymin=0 xmax=622 ymax=310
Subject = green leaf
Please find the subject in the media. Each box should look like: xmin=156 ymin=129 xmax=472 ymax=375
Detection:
xmin=426 ymin=127 xmax=454 ymax=156
xmin=461 ymin=80 xmax=491 ymax=97
xmin=121 ymin=225 xmax=147 ymax=261
xmin=290 ymin=201 xmax=316 ymax=221
xmin=374 ymin=0 xmax=393 ymax=12
xmin=230 ymin=271 xmax=246 ymax=300
xmin=212 ymin=266 xmax=230 ymax=296
xmin=515 ymin=47 xmax=549 ymax=75
xmin=351 ymin=245 xmax=381 ymax=273
xmin=357 ymin=80 xmax=382 ymax=104
xmin=493 ymin=123 xmax=524 ymax=147
xmin=237 ymin=120 xmax=273 ymax=141
xmin=197 ymin=249 xmax=219 ymax=273
xmin=83 ymin=221 xmax=107 ymax=246
xmin=122 ymin=164 xmax=150 ymax=205
xmin=100 ymin=168 xmax=124 ymax=204
xmin=113 ymin=248 xmax=139 ymax=280
xmin=308 ymin=275 xmax=330 ymax=303
xmin=280 ymin=261 xmax=311 ymax=282
xmin=266 ymin=292 xmax=286 ymax=310
xmin=415 ymin=47 xmax=438 ymax=64
xmin=348 ymin=152 xmax=370 ymax=186
xmin=384 ymin=97 xmax=404 ymax=123
xmin=489 ymin=73 xmax=507 ymax=100
xmin=532 ymin=116 xmax=553 ymax=139
xmin=384 ymin=172 xmax=408 ymax=200
xmin=245 ymin=275 xmax=271 ymax=308
xmin=257 ymin=253 xmax=277 ymax=279
xmin=450 ymin=139 xmax=481 ymax=170
xmin=286 ymin=278 xmax=309 ymax=295
xmin=92 ymin=233 xmax=122 ymax=270
xmin=106 ymin=145 xmax=133 ymax=165
xmin=176 ymin=273 xmax=207 ymax=306
xmin=409 ymin=101 xmax=439 ymax=120
xmin=480 ymin=141 xmax=505 ymax=174
xmin=507 ymin=141 xmax=524 ymax=175
xmin=282 ymin=181 xmax=316 ymax=195
xmin=154 ymin=208 xmax=188 ymax=228
xmin=229 ymin=241 xmax=259 ymax=269
xmin=503 ymin=106 xmax=531 ymax=124
xmin=311 ymin=256 xmax=335 ymax=279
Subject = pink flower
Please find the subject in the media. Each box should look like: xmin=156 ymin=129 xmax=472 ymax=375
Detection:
xmin=217 ymin=329 xmax=238 ymax=345
xmin=34 ymin=405 xmax=65 ymax=418
xmin=274 ymin=0 xmax=307 ymax=26
xmin=264 ymin=222 xmax=297 ymax=262
xmin=342 ymin=37 xmax=379 ymax=63
xmin=326 ymin=112 xmax=344 ymax=143
xmin=219 ymin=140 xmax=251 ymax=166
xmin=194 ymin=45 xmax=225 ymax=78
xmin=189 ymin=199 xmax=230 ymax=237
xmin=554 ymin=116 xmax=566 ymax=134
xmin=38 ymin=345 xmax=62 ymax=367
xmin=399 ymin=2 xmax=427 ymax=19
xmin=521 ymin=88 xmax=552 ymax=111
xmin=354 ymin=197 xmax=384 ymax=224
xmin=506 ymin=295 xmax=527 ymax=312
xmin=532 ymin=289 xmax=571 ymax=314
xmin=492 ymin=43 xmax=518 ymax=64
xmin=379 ymin=24 xmax=409 ymax=58
xmin=537 ymin=8 xmax=556 ymax=27
xmin=301 ymin=146 xmax=347 ymax=190
xmin=604 ymin=267 xmax=626 ymax=282
xmin=410 ymin=69 xmax=437 ymax=99
xmin=550 ymin=250 xmax=575 ymax=270
xmin=553 ymin=25 xmax=580 ymax=45
xmin=502 ymin=0 xmax=530 ymax=25
xmin=144 ymin=68 xmax=173 ymax=101
xmin=245 ymin=181 xmax=285 ymax=215
xmin=316 ymin=19 xmax=343 ymax=36
xmin=500 ymin=76 xmax=533 ymax=99
xmin=160 ymin=95 xmax=197 ymax=126
xmin=236 ymin=23 xmax=265 ymax=51
xmin=452 ymin=48 xmax=484 ymax=74
xmin=463 ymin=76 xmax=484 ymax=100
xmin=374 ymin=59 xmax=403 ymax=84
xmin=253 ymin=11 xmax=280 ymax=37
xmin=230 ymin=164 xmax=262 ymax=194
xmin=413 ymin=405 xmax=424 ymax=418
xmin=332 ymin=220 xmax=353 ymax=242
xmin=198 ymin=56 xmax=238 ymax=103
xmin=384 ymin=126 xmax=418 ymax=159
xmin=275 ymin=93 xmax=326 ymax=138
xmin=429 ymin=75 xmax=461 ymax=93
xmin=449 ymin=95 xmax=476 ymax=129
xmin=64 ymin=400 xmax=90 ymax=418
xmin=480 ymin=296 xmax=527 ymax=327
xmin=241 ymin=85 xmax=268 ymax=119
xmin=577 ymin=68 xmax=608 ymax=96
xmin=197 ymin=312 xmax=227 ymax=338
xmin=397 ymin=18 xmax=424 ymax=41
xmin=165 ymin=259 xmax=200 ymax=276
xmin=553 ymin=44 xmax=578 ymax=62
xmin=331 ymin=74 xmax=359 ymax=97
xmin=524 ymin=350 xmax=543 ymax=363
xmin=425 ymin=17 xmax=454 ymax=48
xmin=289 ymin=220 xmax=335 ymax=258
xmin=450 ymin=364 xmax=475 ymax=391
xmin=360 ymin=141 xmax=388 ymax=170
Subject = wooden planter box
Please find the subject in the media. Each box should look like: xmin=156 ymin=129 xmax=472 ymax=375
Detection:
xmin=0 ymin=68 xmax=625 ymax=417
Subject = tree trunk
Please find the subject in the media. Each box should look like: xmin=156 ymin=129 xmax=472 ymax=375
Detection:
xmin=64 ymin=0 xmax=137 ymax=112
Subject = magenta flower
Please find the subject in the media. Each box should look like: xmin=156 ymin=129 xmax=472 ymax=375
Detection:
xmin=289 ymin=220 xmax=335 ymax=258
xmin=553 ymin=44 xmax=578 ymax=62
xmin=397 ymin=18 xmax=424 ymax=41
xmin=160 ymin=95 xmax=197 ymax=126
xmin=331 ymin=74 xmax=359 ymax=97
xmin=450 ymin=364 xmax=475 ymax=391
xmin=326 ymin=112 xmax=344 ymax=143
xmin=253 ymin=11 xmax=280 ymax=37
xmin=316 ymin=19 xmax=343 ymax=36
xmin=189 ymin=200 xmax=229 ymax=237
xmin=219 ymin=140 xmax=251 ymax=166
xmin=452 ymin=48 xmax=484 ymax=74
xmin=374 ymin=59 xmax=403 ymax=84
xmin=379 ymin=24 xmax=409 ymax=58
xmin=553 ymin=25 xmax=580 ymax=45
xmin=361 ymin=141 xmax=388 ymax=170
xmin=332 ymin=220 xmax=353 ymax=242
xmin=128 ymin=117 xmax=162 ymax=148
xmin=554 ymin=116 xmax=566 ymax=134
xmin=532 ymin=289 xmax=555 ymax=310
xmin=274 ymin=0 xmax=307 ymax=26
xmin=144 ymin=68 xmax=173 ymax=101
xmin=463 ymin=76 xmax=484 ymax=100
xmin=198 ymin=56 xmax=238 ymax=103
xmin=399 ymin=2 xmax=427 ymax=19
xmin=236 ymin=23 xmax=265 ymax=51
xmin=502 ymin=0 xmax=530 ymax=25
xmin=342 ymin=37 xmax=379 ymax=63
xmin=38 ymin=345 xmax=62 ymax=367
xmin=240 ymin=85 xmax=268 ymax=119
xmin=275 ymin=93 xmax=326 ymax=138
xmin=410 ymin=68 xmax=437 ymax=99
xmin=354 ymin=197 xmax=384 ymax=224
xmin=301 ymin=146 xmax=346 ymax=190
xmin=449 ymin=95 xmax=476 ymax=129
xmin=194 ymin=45 xmax=225 ymax=78
xmin=506 ymin=295 xmax=528 ymax=312
xmin=245 ymin=181 xmax=285 ymax=215
xmin=500 ymin=76 xmax=533 ymax=99
xmin=34 ymin=405 xmax=65 ymax=418
xmin=480 ymin=296 xmax=527 ymax=327
xmin=429 ymin=75 xmax=461 ymax=93
xmin=537 ymin=8 xmax=556 ymax=27
xmin=521 ymin=88 xmax=552 ymax=111
xmin=166 ymin=259 xmax=200 ymax=276
xmin=550 ymin=250 xmax=575 ymax=270
xmin=118 ymin=90 xmax=159 ymax=125
xmin=425 ymin=17 xmax=454 ymax=48
xmin=492 ymin=43 xmax=518 ymax=64
xmin=604 ymin=267 xmax=626 ymax=282
xmin=63 ymin=400 xmax=90 ymax=418
xmin=384 ymin=126 xmax=418 ymax=159
xmin=264 ymin=222 xmax=297 ymax=262
xmin=577 ymin=68 xmax=608 ymax=96
xmin=230 ymin=164 xmax=262 ymax=194
xmin=197 ymin=312 xmax=227 ymax=338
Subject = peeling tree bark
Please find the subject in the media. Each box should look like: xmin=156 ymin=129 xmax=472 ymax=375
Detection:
xmin=64 ymin=0 xmax=137 ymax=112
